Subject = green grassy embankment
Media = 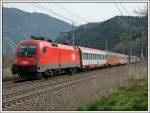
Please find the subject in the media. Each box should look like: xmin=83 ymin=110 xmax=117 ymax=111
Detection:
xmin=77 ymin=77 xmax=148 ymax=111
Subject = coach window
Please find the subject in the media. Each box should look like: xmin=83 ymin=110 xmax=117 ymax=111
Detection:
xmin=90 ymin=54 xmax=91 ymax=60
xmin=86 ymin=53 xmax=88 ymax=59
xmin=82 ymin=53 xmax=84 ymax=59
xmin=86 ymin=53 xmax=87 ymax=59
xmin=86 ymin=53 xmax=89 ymax=59
xmin=42 ymin=47 xmax=46 ymax=54
xmin=87 ymin=53 xmax=88 ymax=59
xmin=93 ymin=54 xmax=94 ymax=60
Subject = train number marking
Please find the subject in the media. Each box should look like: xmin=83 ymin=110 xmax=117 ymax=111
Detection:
xmin=21 ymin=61 xmax=29 ymax=64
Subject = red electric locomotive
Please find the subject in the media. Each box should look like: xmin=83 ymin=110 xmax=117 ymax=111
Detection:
xmin=11 ymin=37 xmax=80 ymax=79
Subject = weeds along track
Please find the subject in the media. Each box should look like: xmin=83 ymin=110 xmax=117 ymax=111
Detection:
xmin=2 ymin=65 xmax=130 ymax=110
xmin=2 ymin=75 xmax=68 ymax=93
xmin=2 ymin=66 xmax=114 ymax=92
xmin=3 ymin=79 xmax=41 ymax=89
xmin=2 ymin=65 xmax=121 ymax=109
xmin=3 ymin=76 xmax=62 ymax=91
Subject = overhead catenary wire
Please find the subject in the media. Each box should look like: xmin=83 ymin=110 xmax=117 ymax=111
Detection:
xmin=5 ymin=37 xmax=16 ymax=47
xmin=119 ymin=3 xmax=134 ymax=61
xmin=30 ymin=3 xmax=78 ymax=46
xmin=105 ymin=3 xmax=123 ymax=52
xmin=114 ymin=3 xmax=132 ymax=63
xmin=55 ymin=3 xmax=89 ymax=24
xmin=120 ymin=3 xmax=130 ymax=16
xmin=6 ymin=41 xmax=16 ymax=50
xmin=114 ymin=3 xmax=124 ymax=16
xmin=4 ymin=38 xmax=16 ymax=52
xmin=32 ymin=3 xmax=80 ymax=26
xmin=29 ymin=3 xmax=72 ymax=34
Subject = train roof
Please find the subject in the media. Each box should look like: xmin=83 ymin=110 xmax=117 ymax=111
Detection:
xmin=17 ymin=39 xmax=76 ymax=50
xmin=107 ymin=51 xmax=128 ymax=56
xmin=78 ymin=46 xmax=106 ymax=54
xmin=17 ymin=39 xmax=42 ymax=46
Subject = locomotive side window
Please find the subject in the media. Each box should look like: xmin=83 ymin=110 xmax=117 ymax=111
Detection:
xmin=42 ymin=47 xmax=46 ymax=54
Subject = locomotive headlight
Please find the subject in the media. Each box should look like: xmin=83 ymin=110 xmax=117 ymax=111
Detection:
xmin=34 ymin=59 xmax=39 ymax=65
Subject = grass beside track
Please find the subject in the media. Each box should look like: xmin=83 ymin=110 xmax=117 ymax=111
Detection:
xmin=76 ymin=77 xmax=148 ymax=111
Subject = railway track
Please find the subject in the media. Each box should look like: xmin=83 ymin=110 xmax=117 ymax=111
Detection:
xmin=3 ymin=66 xmax=115 ymax=110
xmin=3 ymin=65 xmax=131 ymax=110
xmin=3 ymin=66 xmax=111 ymax=93
xmin=2 ymin=75 xmax=69 ymax=93
xmin=2 ymin=74 xmax=70 ymax=90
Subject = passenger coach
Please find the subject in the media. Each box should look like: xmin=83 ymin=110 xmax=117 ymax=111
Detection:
xmin=78 ymin=47 xmax=107 ymax=69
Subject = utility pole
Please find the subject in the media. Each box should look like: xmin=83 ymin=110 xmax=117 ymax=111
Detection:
xmin=105 ymin=37 xmax=108 ymax=51
xmin=129 ymin=16 xmax=132 ymax=64
xmin=72 ymin=22 xmax=75 ymax=47
xmin=141 ymin=32 xmax=144 ymax=59
xmin=145 ymin=31 xmax=148 ymax=62
xmin=122 ymin=42 xmax=124 ymax=54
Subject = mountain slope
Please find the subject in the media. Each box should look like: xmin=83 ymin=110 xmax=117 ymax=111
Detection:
xmin=3 ymin=7 xmax=72 ymax=55
xmin=55 ymin=16 xmax=147 ymax=56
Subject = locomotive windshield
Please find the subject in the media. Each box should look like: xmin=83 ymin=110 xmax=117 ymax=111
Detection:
xmin=18 ymin=45 xmax=37 ymax=56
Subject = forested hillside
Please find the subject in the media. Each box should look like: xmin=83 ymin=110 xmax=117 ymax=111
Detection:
xmin=56 ymin=16 xmax=147 ymax=57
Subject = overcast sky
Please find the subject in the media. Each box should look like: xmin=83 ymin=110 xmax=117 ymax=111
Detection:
xmin=3 ymin=2 xmax=147 ymax=26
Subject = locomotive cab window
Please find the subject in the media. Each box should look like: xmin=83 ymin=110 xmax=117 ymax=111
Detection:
xmin=18 ymin=45 xmax=37 ymax=56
